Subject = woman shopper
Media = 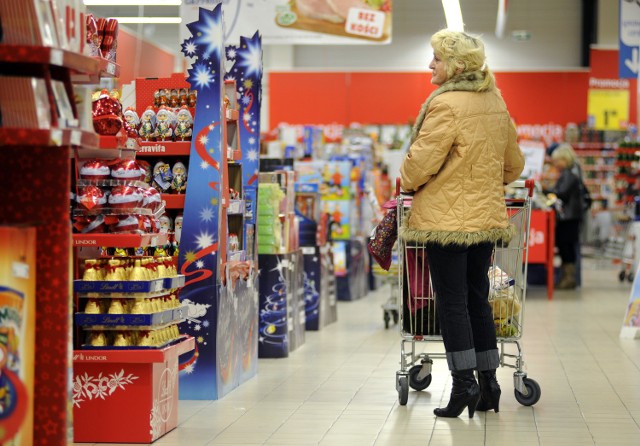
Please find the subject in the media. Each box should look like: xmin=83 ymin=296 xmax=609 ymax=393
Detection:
xmin=547 ymin=143 xmax=584 ymax=289
xmin=399 ymin=29 xmax=525 ymax=418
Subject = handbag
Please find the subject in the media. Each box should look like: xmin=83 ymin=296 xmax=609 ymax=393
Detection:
xmin=367 ymin=208 xmax=397 ymax=271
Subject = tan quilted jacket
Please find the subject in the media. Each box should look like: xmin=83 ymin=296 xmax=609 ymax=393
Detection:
xmin=399 ymin=72 xmax=525 ymax=247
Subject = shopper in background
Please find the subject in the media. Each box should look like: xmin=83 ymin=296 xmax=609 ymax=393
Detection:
xmin=547 ymin=143 xmax=584 ymax=289
xmin=399 ymin=29 xmax=524 ymax=418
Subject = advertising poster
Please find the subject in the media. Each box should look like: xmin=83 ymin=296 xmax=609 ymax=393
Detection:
xmin=0 ymin=227 xmax=36 ymax=446
xmin=519 ymin=140 xmax=546 ymax=181
xmin=586 ymin=78 xmax=630 ymax=131
xmin=180 ymin=0 xmax=392 ymax=45
xmin=620 ymin=261 xmax=640 ymax=339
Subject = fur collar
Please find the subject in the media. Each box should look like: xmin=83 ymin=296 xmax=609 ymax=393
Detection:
xmin=410 ymin=70 xmax=491 ymax=144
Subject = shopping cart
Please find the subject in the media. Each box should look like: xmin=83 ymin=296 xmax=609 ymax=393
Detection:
xmin=603 ymin=215 xmax=636 ymax=282
xmin=394 ymin=179 xmax=541 ymax=407
xmin=372 ymin=247 xmax=400 ymax=328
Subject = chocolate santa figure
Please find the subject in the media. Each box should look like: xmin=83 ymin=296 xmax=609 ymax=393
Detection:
xmin=170 ymin=161 xmax=188 ymax=193
xmin=152 ymin=160 xmax=173 ymax=193
xmin=174 ymin=107 xmax=193 ymax=141
xmin=169 ymin=89 xmax=179 ymax=108
xmin=123 ymin=107 xmax=140 ymax=137
xmin=138 ymin=107 xmax=157 ymax=141
xmin=155 ymin=106 xmax=174 ymax=142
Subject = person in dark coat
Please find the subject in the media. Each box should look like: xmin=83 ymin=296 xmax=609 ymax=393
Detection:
xmin=548 ymin=143 xmax=583 ymax=289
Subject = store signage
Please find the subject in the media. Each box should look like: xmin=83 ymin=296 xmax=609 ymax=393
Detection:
xmin=519 ymin=140 xmax=546 ymax=181
xmin=180 ymin=0 xmax=392 ymax=45
xmin=587 ymin=77 xmax=630 ymax=130
xmin=619 ymin=0 xmax=640 ymax=79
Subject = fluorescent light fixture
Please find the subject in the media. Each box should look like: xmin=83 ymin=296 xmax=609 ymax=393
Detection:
xmin=441 ymin=0 xmax=464 ymax=32
xmin=84 ymin=1 xmax=182 ymax=5
xmin=112 ymin=17 xmax=182 ymax=24
xmin=495 ymin=0 xmax=508 ymax=38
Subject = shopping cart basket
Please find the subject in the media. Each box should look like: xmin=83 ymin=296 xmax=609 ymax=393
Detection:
xmin=395 ymin=179 xmax=541 ymax=407
xmin=372 ymin=247 xmax=400 ymax=328
xmin=603 ymin=215 xmax=636 ymax=282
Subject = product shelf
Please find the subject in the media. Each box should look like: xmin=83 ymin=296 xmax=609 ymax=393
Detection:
xmin=137 ymin=141 xmax=191 ymax=156
xmin=573 ymin=142 xmax=617 ymax=150
xmin=0 ymin=44 xmax=99 ymax=72
xmin=73 ymin=335 xmax=194 ymax=363
xmin=99 ymin=134 xmax=139 ymax=150
xmin=0 ymin=127 xmax=99 ymax=148
xmin=72 ymin=58 xmax=120 ymax=84
xmin=73 ymin=233 xmax=169 ymax=248
xmin=162 ymin=194 xmax=186 ymax=209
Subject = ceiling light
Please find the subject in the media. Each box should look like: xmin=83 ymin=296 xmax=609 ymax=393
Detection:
xmin=495 ymin=0 xmax=507 ymax=38
xmin=84 ymin=1 xmax=182 ymax=5
xmin=441 ymin=0 xmax=464 ymax=32
xmin=112 ymin=17 xmax=182 ymax=24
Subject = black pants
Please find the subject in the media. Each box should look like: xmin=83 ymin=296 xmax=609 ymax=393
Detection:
xmin=556 ymin=219 xmax=580 ymax=264
xmin=425 ymin=242 xmax=499 ymax=372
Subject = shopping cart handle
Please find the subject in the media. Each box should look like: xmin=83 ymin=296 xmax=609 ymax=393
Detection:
xmin=509 ymin=179 xmax=536 ymax=198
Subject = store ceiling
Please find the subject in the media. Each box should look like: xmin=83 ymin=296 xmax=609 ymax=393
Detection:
xmin=86 ymin=1 xmax=583 ymax=59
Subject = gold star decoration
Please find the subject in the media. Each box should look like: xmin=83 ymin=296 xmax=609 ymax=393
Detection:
xmin=185 ymin=251 xmax=197 ymax=263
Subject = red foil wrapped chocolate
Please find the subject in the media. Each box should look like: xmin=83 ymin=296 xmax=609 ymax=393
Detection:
xmin=92 ymin=89 xmax=123 ymax=136
xmin=86 ymin=14 xmax=102 ymax=57
xmin=109 ymin=215 xmax=144 ymax=233
xmin=73 ymin=215 xmax=106 ymax=233
xmin=108 ymin=186 xmax=143 ymax=209
xmin=111 ymin=159 xmax=144 ymax=181
xmin=76 ymin=186 xmax=107 ymax=210
xmin=142 ymin=187 xmax=162 ymax=212
xmin=79 ymin=159 xmax=110 ymax=181
xmin=101 ymin=18 xmax=119 ymax=61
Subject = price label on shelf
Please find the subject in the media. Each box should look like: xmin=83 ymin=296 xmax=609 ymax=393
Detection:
xmin=71 ymin=130 xmax=82 ymax=146
xmin=587 ymin=88 xmax=629 ymax=131
xmin=50 ymin=49 xmax=63 ymax=66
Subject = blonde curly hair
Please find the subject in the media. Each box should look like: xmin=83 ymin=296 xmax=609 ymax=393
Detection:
xmin=431 ymin=29 xmax=495 ymax=91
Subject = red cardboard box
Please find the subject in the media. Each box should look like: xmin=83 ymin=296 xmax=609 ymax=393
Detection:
xmin=72 ymin=336 xmax=194 ymax=443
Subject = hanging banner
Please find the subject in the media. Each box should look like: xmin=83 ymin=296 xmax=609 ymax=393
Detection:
xmin=180 ymin=0 xmax=392 ymax=45
xmin=620 ymin=0 xmax=640 ymax=79
xmin=177 ymin=4 xmax=225 ymax=400
xmin=587 ymin=78 xmax=630 ymax=130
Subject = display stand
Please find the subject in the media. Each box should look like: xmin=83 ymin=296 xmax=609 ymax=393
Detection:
xmin=301 ymin=245 xmax=338 ymax=330
xmin=175 ymin=5 xmax=262 ymax=400
xmin=334 ymin=237 xmax=369 ymax=301
xmin=0 ymin=43 xmax=120 ymax=444
xmin=527 ymin=209 xmax=556 ymax=300
xmin=73 ymin=336 xmax=195 ymax=443
xmin=295 ymin=182 xmax=337 ymax=330
xmin=257 ymin=252 xmax=305 ymax=358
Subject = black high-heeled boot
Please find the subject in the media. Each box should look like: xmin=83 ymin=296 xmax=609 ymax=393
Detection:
xmin=434 ymin=369 xmax=481 ymax=418
xmin=476 ymin=369 xmax=501 ymax=412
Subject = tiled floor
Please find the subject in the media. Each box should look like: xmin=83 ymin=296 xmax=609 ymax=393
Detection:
xmin=78 ymin=259 xmax=640 ymax=445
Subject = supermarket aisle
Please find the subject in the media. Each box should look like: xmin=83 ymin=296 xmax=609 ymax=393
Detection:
xmin=82 ymin=259 xmax=640 ymax=446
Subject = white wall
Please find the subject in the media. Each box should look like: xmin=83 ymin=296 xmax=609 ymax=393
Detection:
xmin=261 ymin=0 xmax=598 ymax=127
xmin=288 ymin=0 xmax=584 ymax=71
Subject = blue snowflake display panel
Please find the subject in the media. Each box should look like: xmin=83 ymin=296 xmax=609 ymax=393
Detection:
xmin=177 ymin=4 xmax=226 ymax=400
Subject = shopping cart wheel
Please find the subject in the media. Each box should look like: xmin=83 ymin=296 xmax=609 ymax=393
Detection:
xmin=384 ymin=311 xmax=391 ymax=329
xmin=628 ymin=271 xmax=634 ymax=282
xmin=398 ymin=376 xmax=409 ymax=406
xmin=514 ymin=377 xmax=541 ymax=406
xmin=619 ymin=270 xmax=626 ymax=282
xmin=408 ymin=365 xmax=432 ymax=391
xmin=392 ymin=310 xmax=399 ymax=325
